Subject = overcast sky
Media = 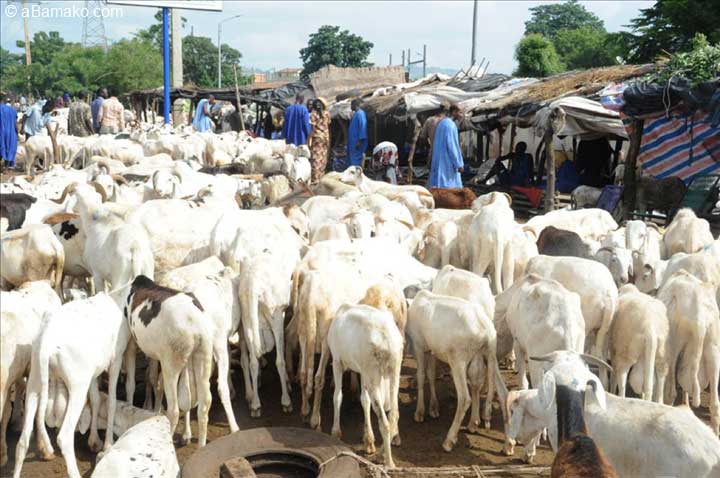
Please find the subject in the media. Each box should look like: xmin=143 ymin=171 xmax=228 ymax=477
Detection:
xmin=1 ymin=0 xmax=654 ymax=74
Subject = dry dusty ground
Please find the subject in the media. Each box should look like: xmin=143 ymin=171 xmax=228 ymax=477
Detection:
xmin=2 ymin=349 xmax=717 ymax=478
xmin=2 ymin=354 xmax=552 ymax=478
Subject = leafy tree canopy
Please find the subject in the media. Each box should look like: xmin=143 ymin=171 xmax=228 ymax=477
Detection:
xmin=624 ymin=0 xmax=720 ymax=62
xmin=524 ymin=0 xmax=604 ymax=40
xmin=644 ymin=34 xmax=720 ymax=86
xmin=300 ymin=25 xmax=373 ymax=78
xmin=16 ymin=31 xmax=66 ymax=66
xmin=553 ymin=26 xmax=623 ymax=70
xmin=182 ymin=35 xmax=246 ymax=88
xmin=514 ymin=33 xmax=564 ymax=78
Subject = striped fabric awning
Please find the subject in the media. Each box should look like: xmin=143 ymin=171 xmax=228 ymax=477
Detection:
xmin=637 ymin=112 xmax=720 ymax=183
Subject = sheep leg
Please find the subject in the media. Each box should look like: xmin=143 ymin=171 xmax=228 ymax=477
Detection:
xmin=0 ymin=385 xmax=10 ymax=466
xmin=615 ymin=359 xmax=631 ymax=398
xmin=237 ymin=333 xmax=253 ymax=405
xmin=390 ymin=355 xmax=402 ymax=446
xmin=193 ymin=345 xmax=213 ymax=447
xmin=9 ymin=379 xmax=24 ymax=432
xmin=443 ymin=359 xmax=471 ymax=452
xmin=87 ymin=378 xmax=102 ymax=453
xmin=123 ymin=339 xmax=136 ymax=407
xmin=160 ymin=362 xmax=182 ymax=438
xmin=413 ymin=347 xmax=427 ymax=423
xmin=643 ymin=336 xmax=658 ymax=401
xmin=56 ymin=378 xmax=92 ymax=478
xmin=103 ymin=350 xmax=124 ymax=451
xmin=301 ymin=333 xmax=316 ymax=421
xmin=371 ymin=385 xmax=395 ymax=468
xmin=310 ymin=341 xmax=330 ymax=431
xmin=330 ymin=358 xmax=344 ymax=440
xmin=181 ymin=367 xmax=193 ymax=445
xmin=704 ymin=341 xmax=720 ymax=435
xmin=515 ymin=344 xmax=529 ymax=390
xmin=360 ymin=385 xmax=376 ymax=455
xmin=214 ymin=341 xmax=239 ymax=433
xmin=466 ymin=356 xmax=483 ymax=433
xmin=271 ymin=309 xmax=292 ymax=413
xmin=427 ymin=354 xmax=439 ymax=418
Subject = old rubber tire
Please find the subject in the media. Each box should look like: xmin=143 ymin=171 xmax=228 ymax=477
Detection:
xmin=182 ymin=427 xmax=361 ymax=478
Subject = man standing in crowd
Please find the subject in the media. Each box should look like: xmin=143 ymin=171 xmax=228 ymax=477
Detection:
xmin=22 ymin=98 xmax=46 ymax=139
xmin=91 ymin=88 xmax=107 ymax=132
xmin=282 ymin=94 xmax=311 ymax=146
xmin=0 ymin=92 xmax=18 ymax=169
xmin=429 ymin=104 xmax=464 ymax=188
xmin=347 ymin=99 xmax=368 ymax=166
xmin=98 ymin=90 xmax=124 ymax=134
xmin=193 ymin=95 xmax=216 ymax=132
xmin=68 ymin=92 xmax=94 ymax=137
xmin=419 ymin=101 xmax=448 ymax=183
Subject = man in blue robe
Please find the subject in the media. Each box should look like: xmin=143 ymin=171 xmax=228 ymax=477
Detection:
xmin=347 ymin=99 xmax=368 ymax=166
xmin=429 ymin=104 xmax=464 ymax=188
xmin=0 ymin=93 xmax=18 ymax=168
xmin=282 ymin=94 xmax=311 ymax=145
xmin=192 ymin=95 xmax=216 ymax=132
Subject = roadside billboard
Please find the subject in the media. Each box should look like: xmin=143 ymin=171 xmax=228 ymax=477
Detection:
xmin=105 ymin=0 xmax=222 ymax=11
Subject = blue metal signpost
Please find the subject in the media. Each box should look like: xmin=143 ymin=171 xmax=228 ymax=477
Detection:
xmin=162 ymin=7 xmax=170 ymax=124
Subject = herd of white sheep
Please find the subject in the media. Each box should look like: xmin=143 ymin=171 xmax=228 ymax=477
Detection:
xmin=1 ymin=122 xmax=720 ymax=478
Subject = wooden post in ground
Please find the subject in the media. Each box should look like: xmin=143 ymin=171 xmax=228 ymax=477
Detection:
xmin=232 ymin=65 xmax=246 ymax=131
xmin=623 ymin=119 xmax=644 ymax=216
xmin=476 ymin=130 xmax=483 ymax=165
xmin=406 ymin=117 xmax=421 ymax=184
xmin=509 ymin=123 xmax=517 ymax=152
xmin=543 ymin=122 xmax=556 ymax=212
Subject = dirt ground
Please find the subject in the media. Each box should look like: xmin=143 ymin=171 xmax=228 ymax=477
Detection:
xmin=3 ymin=348 xmax=717 ymax=478
xmin=2 ymin=354 xmax=556 ymax=478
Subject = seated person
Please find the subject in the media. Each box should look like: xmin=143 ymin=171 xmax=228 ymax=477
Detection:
xmin=481 ymin=141 xmax=534 ymax=187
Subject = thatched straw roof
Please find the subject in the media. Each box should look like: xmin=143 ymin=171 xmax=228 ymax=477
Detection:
xmin=469 ymin=64 xmax=654 ymax=118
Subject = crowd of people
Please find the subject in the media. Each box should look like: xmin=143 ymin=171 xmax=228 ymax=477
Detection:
xmin=0 ymin=88 xmax=126 ymax=170
xmin=1 ymin=87 xmax=474 ymax=190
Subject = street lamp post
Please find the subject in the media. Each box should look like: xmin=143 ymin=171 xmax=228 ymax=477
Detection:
xmin=218 ymin=15 xmax=242 ymax=88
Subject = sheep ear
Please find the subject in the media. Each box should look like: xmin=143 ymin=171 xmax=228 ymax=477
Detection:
xmin=529 ymin=372 xmax=556 ymax=418
xmin=585 ymin=379 xmax=607 ymax=411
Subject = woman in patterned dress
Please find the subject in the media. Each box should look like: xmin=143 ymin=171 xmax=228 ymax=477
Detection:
xmin=308 ymin=97 xmax=330 ymax=184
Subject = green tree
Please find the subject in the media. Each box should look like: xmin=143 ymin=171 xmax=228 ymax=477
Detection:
xmin=299 ymin=25 xmax=373 ymax=78
xmin=106 ymin=39 xmax=163 ymax=93
xmin=134 ymin=9 xmax=187 ymax=50
xmin=524 ymin=0 xmax=604 ymax=41
xmin=553 ymin=27 xmax=621 ymax=69
xmin=16 ymin=31 xmax=66 ymax=66
xmin=624 ymin=0 xmax=720 ymax=63
xmin=514 ymin=34 xmax=564 ymax=77
xmin=182 ymin=35 xmax=246 ymax=88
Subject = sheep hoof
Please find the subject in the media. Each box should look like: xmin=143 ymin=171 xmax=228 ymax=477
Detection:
xmin=413 ymin=411 xmax=425 ymax=423
xmin=250 ymin=407 xmax=262 ymax=418
xmin=467 ymin=422 xmax=481 ymax=434
xmin=442 ymin=438 xmax=456 ymax=452
xmin=331 ymin=429 xmax=342 ymax=440
xmin=282 ymin=403 xmax=293 ymax=414
xmin=392 ymin=434 xmax=402 ymax=446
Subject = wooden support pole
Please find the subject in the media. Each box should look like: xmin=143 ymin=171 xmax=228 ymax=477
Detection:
xmin=232 ymin=65 xmax=246 ymax=131
xmin=543 ymin=123 xmax=556 ymax=212
xmin=623 ymin=119 xmax=644 ymax=215
xmin=497 ymin=127 xmax=505 ymax=157
xmin=484 ymin=132 xmax=490 ymax=161
xmin=509 ymin=123 xmax=517 ymax=152
xmin=406 ymin=117 xmax=422 ymax=184
xmin=476 ymin=130 xmax=483 ymax=164
xmin=612 ymin=138 xmax=623 ymax=173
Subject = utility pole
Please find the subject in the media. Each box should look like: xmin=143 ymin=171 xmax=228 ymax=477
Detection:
xmin=171 ymin=8 xmax=183 ymax=88
xmin=217 ymin=15 xmax=242 ymax=88
xmin=162 ymin=8 xmax=170 ymax=124
xmin=401 ymin=50 xmax=405 ymax=66
xmin=406 ymin=46 xmax=427 ymax=78
xmin=21 ymin=1 xmax=31 ymax=65
xmin=389 ymin=53 xmax=392 ymax=66
xmin=471 ymin=0 xmax=478 ymax=65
